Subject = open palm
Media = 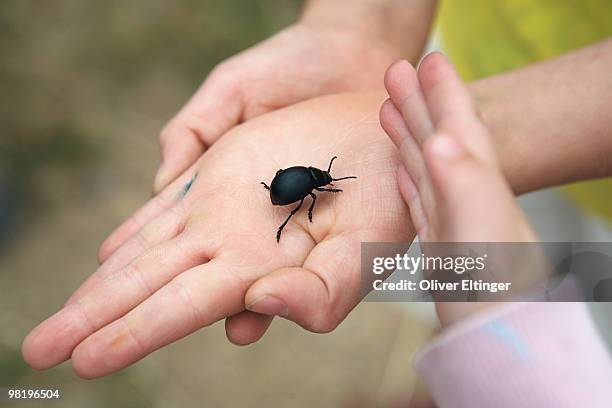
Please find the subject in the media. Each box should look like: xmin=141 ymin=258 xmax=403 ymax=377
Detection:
xmin=23 ymin=92 xmax=413 ymax=378
xmin=154 ymin=24 xmax=399 ymax=192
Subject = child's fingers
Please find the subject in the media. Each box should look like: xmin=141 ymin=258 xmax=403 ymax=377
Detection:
xmin=384 ymin=60 xmax=435 ymax=145
xmin=22 ymin=233 xmax=207 ymax=371
xmin=417 ymin=52 xmax=477 ymax=127
xmin=68 ymin=256 xmax=259 ymax=379
xmin=380 ymin=99 xmax=428 ymax=184
xmin=397 ymin=165 xmax=430 ymax=240
xmin=225 ymin=311 xmax=273 ymax=346
xmin=66 ymin=205 xmax=187 ymax=306
xmin=423 ymin=133 xmax=534 ymax=241
xmin=98 ymin=165 xmax=198 ymax=263
xmin=418 ymin=52 xmax=498 ymax=167
xmin=380 ymin=99 xmax=436 ymax=232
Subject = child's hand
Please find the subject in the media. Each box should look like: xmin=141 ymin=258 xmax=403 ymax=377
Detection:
xmin=22 ymin=92 xmax=413 ymax=378
xmin=380 ymin=53 xmax=538 ymax=325
xmin=153 ymin=24 xmax=399 ymax=193
xmin=381 ymin=53 xmax=537 ymax=243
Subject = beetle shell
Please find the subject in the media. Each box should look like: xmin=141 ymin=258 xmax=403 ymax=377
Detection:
xmin=269 ymin=166 xmax=313 ymax=205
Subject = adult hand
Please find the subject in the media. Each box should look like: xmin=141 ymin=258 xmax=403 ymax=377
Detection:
xmin=153 ymin=23 xmax=402 ymax=193
xmin=23 ymin=92 xmax=413 ymax=378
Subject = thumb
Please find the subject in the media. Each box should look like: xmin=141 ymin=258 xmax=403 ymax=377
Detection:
xmin=245 ymin=234 xmax=364 ymax=333
xmin=153 ymin=67 xmax=244 ymax=193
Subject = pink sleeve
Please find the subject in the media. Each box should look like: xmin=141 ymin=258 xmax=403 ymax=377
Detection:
xmin=414 ymin=303 xmax=612 ymax=408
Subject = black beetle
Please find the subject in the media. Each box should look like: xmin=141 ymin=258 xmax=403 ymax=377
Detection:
xmin=261 ymin=156 xmax=357 ymax=242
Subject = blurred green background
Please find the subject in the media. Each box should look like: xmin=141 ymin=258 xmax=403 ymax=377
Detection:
xmin=0 ymin=2 xmax=433 ymax=407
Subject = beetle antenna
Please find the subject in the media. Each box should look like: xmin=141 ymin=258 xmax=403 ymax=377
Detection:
xmin=331 ymin=175 xmax=357 ymax=181
xmin=327 ymin=156 xmax=338 ymax=173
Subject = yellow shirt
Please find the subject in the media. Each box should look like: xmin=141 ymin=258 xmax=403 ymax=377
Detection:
xmin=438 ymin=0 xmax=612 ymax=221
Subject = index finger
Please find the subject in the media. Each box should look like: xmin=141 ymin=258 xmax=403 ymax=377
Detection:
xmin=69 ymin=256 xmax=260 ymax=378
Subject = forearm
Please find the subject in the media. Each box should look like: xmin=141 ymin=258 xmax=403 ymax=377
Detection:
xmin=301 ymin=0 xmax=438 ymax=63
xmin=472 ymin=38 xmax=612 ymax=195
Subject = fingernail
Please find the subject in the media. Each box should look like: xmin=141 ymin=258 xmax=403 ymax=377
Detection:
xmin=429 ymin=134 xmax=464 ymax=159
xmin=246 ymin=295 xmax=288 ymax=317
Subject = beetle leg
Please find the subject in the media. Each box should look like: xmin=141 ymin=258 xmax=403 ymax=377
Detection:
xmin=316 ymin=187 xmax=342 ymax=193
xmin=307 ymin=192 xmax=317 ymax=223
xmin=260 ymin=181 xmax=270 ymax=191
xmin=276 ymin=198 xmax=304 ymax=242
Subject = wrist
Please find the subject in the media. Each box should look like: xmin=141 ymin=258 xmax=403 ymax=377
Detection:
xmin=299 ymin=0 xmax=436 ymax=64
xmin=467 ymin=39 xmax=612 ymax=196
xmin=294 ymin=20 xmax=405 ymax=63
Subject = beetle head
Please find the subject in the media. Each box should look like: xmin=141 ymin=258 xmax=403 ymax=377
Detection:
xmin=309 ymin=167 xmax=333 ymax=187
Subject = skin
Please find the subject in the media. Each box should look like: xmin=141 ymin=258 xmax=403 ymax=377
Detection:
xmin=22 ymin=92 xmax=413 ymax=378
xmin=381 ymin=55 xmax=537 ymax=243
xmin=152 ymin=0 xmax=612 ymax=352
xmin=23 ymin=42 xmax=606 ymax=378
xmin=382 ymin=56 xmax=612 ymax=408
xmin=155 ymin=0 xmax=612 ymax=196
xmin=381 ymin=53 xmax=538 ymax=326
xmin=153 ymin=0 xmax=437 ymax=192
xmin=470 ymin=38 xmax=612 ymax=194
xmin=380 ymin=45 xmax=612 ymax=326
xmin=22 ymin=2 xmax=612 ymax=377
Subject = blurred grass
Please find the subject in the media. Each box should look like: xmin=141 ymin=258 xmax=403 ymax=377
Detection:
xmin=0 ymin=347 xmax=29 ymax=386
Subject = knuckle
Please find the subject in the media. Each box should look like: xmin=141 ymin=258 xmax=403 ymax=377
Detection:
xmin=137 ymin=208 xmax=184 ymax=245
xmin=308 ymin=278 xmax=344 ymax=334
xmin=132 ymin=229 xmax=150 ymax=252
xmin=311 ymin=307 xmax=340 ymax=334
xmin=168 ymin=278 xmax=206 ymax=327
xmin=120 ymin=319 xmax=147 ymax=355
xmin=159 ymin=121 xmax=178 ymax=145
xmin=223 ymin=263 xmax=251 ymax=292
xmin=210 ymin=62 xmax=228 ymax=77
xmin=73 ymin=299 xmax=99 ymax=332
xmin=97 ymin=236 xmax=115 ymax=264
xmin=210 ymin=59 xmax=236 ymax=80
xmin=122 ymin=261 xmax=153 ymax=298
xmin=166 ymin=201 xmax=186 ymax=223
xmin=182 ymin=113 xmax=209 ymax=136
xmin=154 ymin=188 xmax=175 ymax=210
